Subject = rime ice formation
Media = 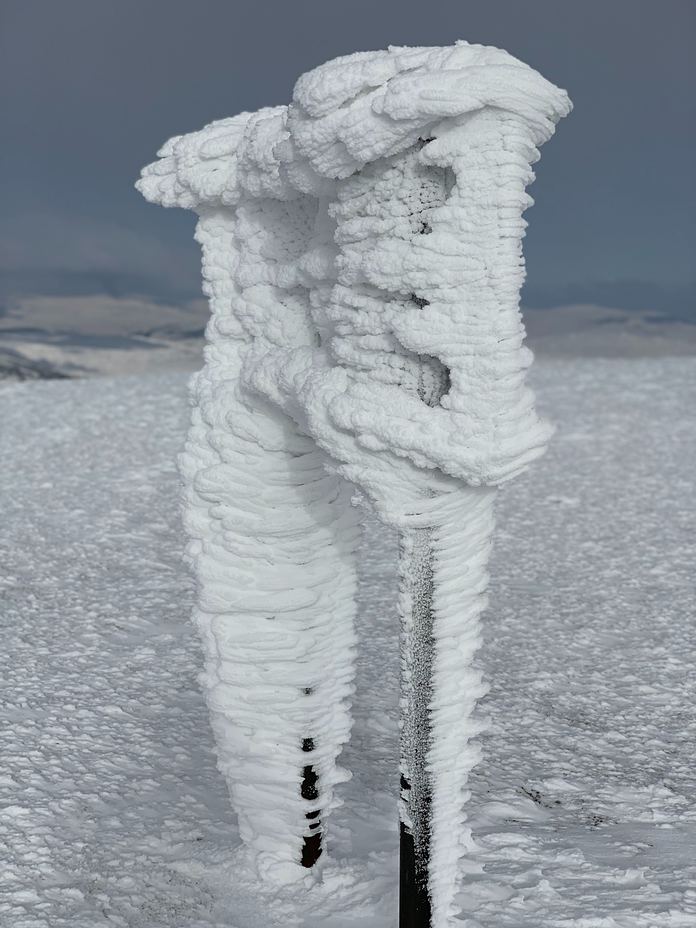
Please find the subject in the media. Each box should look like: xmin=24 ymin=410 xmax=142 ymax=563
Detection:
xmin=138 ymin=41 xmax=570 ymax=924
xmin=140 ymin=117 xmax=363 ymax=882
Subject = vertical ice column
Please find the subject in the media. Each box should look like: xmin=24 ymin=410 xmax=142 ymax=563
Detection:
xmin=320 ymin=99 xmax=559 ymax=923
xmin=175 ymin=205 xmax=361 ymax=882
xmin=138 ymin=42 xmax=570 ymax=920
xmin=397 ymin=490 xmax=494 ymax=928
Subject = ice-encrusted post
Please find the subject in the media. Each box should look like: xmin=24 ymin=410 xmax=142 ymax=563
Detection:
xmin=138 ymin=41 xmax=570 ymax=926
xmin=137 ymin=114 xmax=363 ymax=882
xmin=398 ymin=492 xmax=495 ymax=927
xmin=398 ymin=523 xmax=437 ymax=924
xmin=284 ymin=51 xmax=570 ymax=924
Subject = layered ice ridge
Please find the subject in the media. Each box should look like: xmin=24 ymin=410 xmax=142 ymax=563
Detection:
xmin=140 ymin=42 xmax=570 ymax=523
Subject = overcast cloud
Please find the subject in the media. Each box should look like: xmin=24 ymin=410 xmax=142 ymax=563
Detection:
xmin=1 ymin=0 xmax=694 ymax=313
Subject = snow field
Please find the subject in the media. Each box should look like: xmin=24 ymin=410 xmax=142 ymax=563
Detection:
xmin=1 ymin=358 xmax=694 ymax=926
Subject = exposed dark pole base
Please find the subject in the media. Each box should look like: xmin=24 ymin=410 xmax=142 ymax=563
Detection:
xmin=399 ymin=818 xmax=432 ymax=927
xmin=300 ymin=757 xmax=322 ymax=867
xmin=300 ymin=706 xmax=322 ymax=868
xmin=399 ymin=525 xmax=436 ymax=927
xmin=301 ymin=828 xmax=322 ymax=868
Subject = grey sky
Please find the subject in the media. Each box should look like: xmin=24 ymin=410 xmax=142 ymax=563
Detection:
xmin=1 ymin=0 xmax=694 ymax=312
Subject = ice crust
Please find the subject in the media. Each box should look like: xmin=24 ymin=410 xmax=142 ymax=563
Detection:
xmin=139 ymin=41 xmax=571 ymax=520
xmin=138 ymin=41 xmax=570 ymax=919
xmin=173 ymin=210 xmax=361 ymax=884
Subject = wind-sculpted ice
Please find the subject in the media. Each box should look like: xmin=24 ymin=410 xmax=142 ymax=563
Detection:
xmin=138 ymin=41 xmax=570 ymax=921
xmin=141 ymin=117 xmax=363 ymax=883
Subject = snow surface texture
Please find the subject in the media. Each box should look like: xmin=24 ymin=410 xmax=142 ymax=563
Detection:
xmin=397 ymin=491 xmax=495 ymax=922
xmin=2 ymin=362 xmax=695 ymax=927
xmin=138 ymin=42 xmax=570 ymax=920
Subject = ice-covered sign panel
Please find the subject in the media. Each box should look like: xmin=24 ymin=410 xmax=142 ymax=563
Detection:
xmin=138 ymin=42 xmax=570 ymax=928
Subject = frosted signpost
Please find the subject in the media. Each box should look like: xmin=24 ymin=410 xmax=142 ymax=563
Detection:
xmin=138 ymin=43 xmax=570 ymax=928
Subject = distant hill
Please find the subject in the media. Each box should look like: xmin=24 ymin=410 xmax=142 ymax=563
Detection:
xmin=0 ymin=295 xmax=207 ymax=380
xmin=1 ymin=295 xmax=695 ymax=381
xmin=524 ymin=304 xmax=696 ymax=358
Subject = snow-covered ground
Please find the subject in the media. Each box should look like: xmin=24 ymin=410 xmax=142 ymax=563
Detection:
xmin=1 ymin=358 xmax=695 ymax=927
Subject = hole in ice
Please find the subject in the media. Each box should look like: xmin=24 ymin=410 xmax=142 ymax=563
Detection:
xmin=301 ymin=766 xmax=319 ymax=801
xmin=406 ymin=159 xmax=446 ymax=236
xmin=300 ymin=759 xmax=322 ymax=867
xmin=302 ymin=737 xmax=315 ymax=753
xmin=301 ymin=831 xmax=322 ymax=868
xmin=417 ymin=356 xmax=451 ymax=407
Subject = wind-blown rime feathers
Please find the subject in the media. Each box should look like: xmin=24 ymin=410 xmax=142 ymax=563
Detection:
xmin=174 ymin=208 xmax=361 ymax=884
xmin=140 ymin=42 xmax=570 ymax=521
xmin=138 ymin=40 xmax=570 ymax=919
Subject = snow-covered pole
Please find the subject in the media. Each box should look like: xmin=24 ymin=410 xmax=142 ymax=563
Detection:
xmin=398 ymin=491 xmax=495 ymax=927
xmin=281 ymin=47 xmax=570 ymax=925
xmin=138 ymin=41 xmax=570 ymax=925
xmin=137 ymin=111 xmax=363 ymax=882
xmin=314 ymin=140 xmax=502 ymax=926
xmin=398 ymin=349 xmax=450 ymax=926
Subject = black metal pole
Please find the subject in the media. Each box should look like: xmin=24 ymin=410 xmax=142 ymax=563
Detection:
xmin=398 ymin=526 xmax=436 ymax=926
xmin=300 ymin=688 xmax=322 ymax=868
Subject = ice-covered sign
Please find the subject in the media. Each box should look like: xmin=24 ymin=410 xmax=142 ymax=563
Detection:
xmin=138 ymin=42 xmax=570 ymax=928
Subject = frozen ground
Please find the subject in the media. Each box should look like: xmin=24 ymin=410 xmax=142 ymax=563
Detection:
xmin=1 ymin=358 xmax=695 ymax=927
